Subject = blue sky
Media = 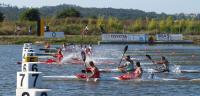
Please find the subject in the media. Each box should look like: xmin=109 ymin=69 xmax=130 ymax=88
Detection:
xmin=0 ymin=0 xmax=199 ymax=14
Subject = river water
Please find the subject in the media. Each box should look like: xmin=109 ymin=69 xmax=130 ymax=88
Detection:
xmin=0 ymin=44 xmax=200 ymax=96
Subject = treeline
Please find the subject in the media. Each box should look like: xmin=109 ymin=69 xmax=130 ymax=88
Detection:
xmin=1 ymin=4 xmax=200 ymax=20
xmin=0 ymin=4 xmax=200 ymax=35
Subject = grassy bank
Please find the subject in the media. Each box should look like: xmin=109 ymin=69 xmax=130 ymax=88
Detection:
xmin=0 ymin=35 xmax=200 ymax=45
xmin=1 ymin=17 xmax=200 ymax=36
xmin=0 ymin=35 xmax=101 ymax=44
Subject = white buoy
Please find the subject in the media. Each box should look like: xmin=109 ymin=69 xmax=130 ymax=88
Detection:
xmin=17 ymin=72 xmax=43 ymax=89
xmin=21 ymin=62 xmax=41 ymax=72
xmin=16 ymin=89 xmax=51 ymax=96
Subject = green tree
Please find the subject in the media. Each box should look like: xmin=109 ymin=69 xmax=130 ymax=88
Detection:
xmin=148 ymin=19 xmax=157 ymax=31
xmin=159 ymin=19 xmax=167 ymax=32
xmin=0 ymin=11 xmax=4 ymax=22
xmin=133 ymin=19 xmax=142 ymax=32
xmin=186 ymin=18 xmax=196 ymax=34
xmin=96 ymin=16 xmax=104 ymax=27
xmin=56 ymin=8 xmax=80 ymax=18
xmin=165 ymin=16 xmax=174 ymax=32
xmin=20 ymin=8 xmax=40 ymax=21
xmin=108 ymin=16 xmax=122 ymax=33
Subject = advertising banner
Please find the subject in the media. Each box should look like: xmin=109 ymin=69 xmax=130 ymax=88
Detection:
xmin=101 ymin=34 xmax=147 ymax=42
xmin=44 ymin=32 xmax=65 ymax=38
xmin=156 ymin=34 xmax=169 ymax=41
xmin=169 ymin=34 xmax=183 ymax=40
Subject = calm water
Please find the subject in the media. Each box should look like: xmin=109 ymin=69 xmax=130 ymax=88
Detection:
xmin=1 ymin=44 xmax=200 ymax=96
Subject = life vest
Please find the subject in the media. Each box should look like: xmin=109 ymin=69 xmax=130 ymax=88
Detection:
xmin=90 ymin=67 xmax=100 ymax=78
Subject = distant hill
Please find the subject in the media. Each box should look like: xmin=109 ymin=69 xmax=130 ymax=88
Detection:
xmin=0 ymin=4 xmax=200 ymax=20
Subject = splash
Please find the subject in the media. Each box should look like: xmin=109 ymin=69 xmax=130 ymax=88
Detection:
xmin=61 ymin=53 xmax=76 ymax=64
xmin=172 ymin=65 xmax=181 ymax=73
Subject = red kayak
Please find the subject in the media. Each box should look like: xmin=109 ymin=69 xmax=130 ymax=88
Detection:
xmin=75 ymin=73 xmax=136 ymax=80
xmin=42 ymin=59 xmax=57 ymax=64
xmin=118 ymin=73 xmax=136 ymax=80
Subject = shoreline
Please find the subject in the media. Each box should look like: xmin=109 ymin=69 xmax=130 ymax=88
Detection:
xmin=0 ymin=35 xmax=199 ymax=45
xmin=0 ymin=35 xmax=100 ymax=45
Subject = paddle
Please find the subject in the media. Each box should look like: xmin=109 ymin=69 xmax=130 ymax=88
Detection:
xmin=145 ymin=54 xmax=152 ymax=61
xmin=81 ymin=69 xmax=92 ymax=73
xmin=81 ymin=51 xmax=88 ymax=77
xmin=118 ymin=45 xmax=128 ymax=67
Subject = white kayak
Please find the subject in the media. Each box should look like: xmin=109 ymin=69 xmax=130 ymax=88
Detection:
xmin=37 ymin=56 xmax=53 ymax=59
xmin=43 ymin=75 xmax=200 ymax=81
xmin=97 ymin=68 xmax=200 ymax=73
xmin=43 ymin=76 xmax=121 ymax=81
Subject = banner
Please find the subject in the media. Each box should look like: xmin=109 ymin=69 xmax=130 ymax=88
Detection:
xmin=169 ymin=34 xmax=183 ymax=40
xmin=101 ymin=34 xmax=147 ymax=42
xmin=44 ymin=32 xmax=65 ymax=38
xmin=156 ymin=34 xmax=169 ymax=41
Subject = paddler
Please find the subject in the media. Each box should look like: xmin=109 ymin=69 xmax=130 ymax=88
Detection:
xmin=44 ymin=42 xmax=51 ymax=53
xmin=118 ymin=55 xmax=135 ymax=73
xmin=86 ymin=61 xmax=100 ymax=81
xmin=133 ymin=61 xmax=143 ymax=79
xmin=152 ymin=56 xmax=169 ymax=72
xmin=44 ymin=42 xmax=51 ymax=48
xmin=62 ymin=43 xmax=67 ymax=51
xmin=55 ymin=48 xmax=63 ymax=64
xmin=118 ymin=61 xmax=142 ymax=80
xmin=83 ymin=45 xmax=92 ymax=56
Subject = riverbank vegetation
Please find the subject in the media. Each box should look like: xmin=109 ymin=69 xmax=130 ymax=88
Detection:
xmin=0 ymin=35 xmax=100 ymax=44
xmin=0 ymin=4 xmax=200 ymax=44
xmin=1 ymin=16 xmax=200 ymax=35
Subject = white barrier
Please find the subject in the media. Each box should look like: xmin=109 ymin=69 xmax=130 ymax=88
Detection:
xmin=44 ymin=32 xmax=65 ymax=38
xmin=16 ymin=89 xmax=51 ymax=96
xmin=101 ymin=34 xmax=184 ymax=42
xmin=156 ymin=34 xmax=169 ymax=41
xmin=101 ymin=34 xmax=147 ymax=42
xmin=17 ymin=72 xmax=42 ymax=89
xmin=156 ymin=34 xmax=183 ymax=41
xmin=169 ymin=34 xmax=183 ymax=41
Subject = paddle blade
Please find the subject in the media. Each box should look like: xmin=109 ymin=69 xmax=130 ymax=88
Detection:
xmin=123 ymin=45 xmax=128 ymax=54
xmin=118 ymin=45 xmax=128 ymax=66
xmin=17 ymin=61 xmax=22 ymax=64
xmin=81 ymin=69 xmax=92 ymax=73
xmin=145 ymin=55 xmax=152 ymax=60
xmin=81 ymin=51 xmax=86 ymax=62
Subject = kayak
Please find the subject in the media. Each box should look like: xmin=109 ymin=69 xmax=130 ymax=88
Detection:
xmin=36 ymin=53 xmax=55 ymax=56
xmin=82 ymin=68 xmax=200 ymax=73
xmin=39 ymin=48 xmax=57 ymax=51
xmin=66 ymin=60 xmax=116 ymax=65
xmin=43 ymin=73 xmax=138 ymax=81
xmin=39 ymin=48 xmax=57 ymax=53
xmin=42 ymin=74 xmax=200 ymax=81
